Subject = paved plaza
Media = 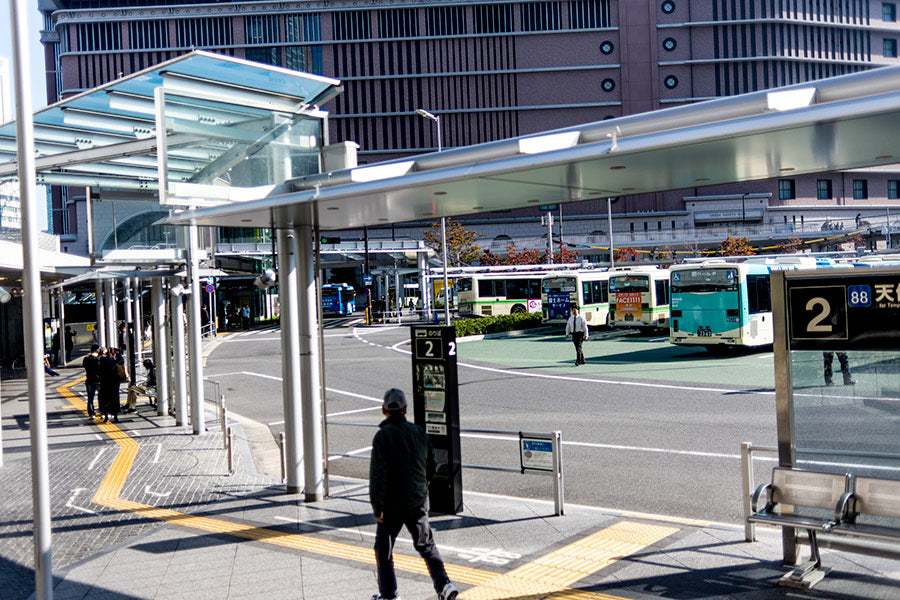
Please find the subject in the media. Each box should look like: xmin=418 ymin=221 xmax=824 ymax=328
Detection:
xmin=0 ymin=339 xmax=898 ymax=600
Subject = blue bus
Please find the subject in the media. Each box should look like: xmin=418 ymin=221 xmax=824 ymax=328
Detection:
xmin=322 ymin=283 xmax=356 ymax=315
xmin=668 ymin=256 xmax=830 ymax=350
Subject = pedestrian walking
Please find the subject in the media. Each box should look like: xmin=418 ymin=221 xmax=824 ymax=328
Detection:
xmin=369 ymin=389 xmax=458 ymax=600
xmin=565 ymin=306 xmax=589 ymax=366
xmin=241 ymin=305 xmax=250 ymax=330
xmin=82 ymin=344 xmax=102 ymax=419
xmin=823 ymin=351 xmax=855 ymax=386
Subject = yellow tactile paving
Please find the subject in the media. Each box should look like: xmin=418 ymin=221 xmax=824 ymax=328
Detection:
xmin=57 ymin=379 xmax=679 ymax=600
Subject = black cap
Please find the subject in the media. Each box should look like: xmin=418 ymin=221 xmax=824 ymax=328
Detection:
xmin=383 ymin=388 xmax=407 ymax=412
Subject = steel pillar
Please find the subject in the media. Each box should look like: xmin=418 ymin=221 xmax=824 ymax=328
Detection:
xmin=187 ymin=223 xmax=205 ymax=434
xmin=105 ymin=279 xmax=117 ymax=348
xmin=171 ymin=284 xmax=188 ymax=427
xmin=278 ymin=228 xmax=304 ymax=494
xmin=94 ymin=280 xmax=105 ymax=347
xmin=152 ymin=279 xmax=169 ymax=416
xmin=296 ymin=224 xmax=324 ymax=501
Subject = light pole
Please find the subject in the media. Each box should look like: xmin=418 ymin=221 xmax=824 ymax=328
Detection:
xmin=416 ymin=109 xmax=450 ymax=325
xmin=607 ymin=197 xmax=615 ymax=268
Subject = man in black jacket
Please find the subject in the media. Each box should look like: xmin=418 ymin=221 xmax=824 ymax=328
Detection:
xmin=82 ymin=344 xmax=102 ymax=419
xmin=369 ymin=389 xmax=458 ymax=600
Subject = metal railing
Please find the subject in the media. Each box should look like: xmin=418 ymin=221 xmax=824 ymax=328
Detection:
xmin=327 ymin=421 xmax=564 ymax=515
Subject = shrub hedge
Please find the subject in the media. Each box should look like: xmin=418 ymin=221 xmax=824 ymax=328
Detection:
xmin=454 ymin=312 xmax=543 ymax=337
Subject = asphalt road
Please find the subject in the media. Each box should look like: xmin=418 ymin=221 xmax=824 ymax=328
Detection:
xmin=205 ymin=321 xmax=899 ymax=525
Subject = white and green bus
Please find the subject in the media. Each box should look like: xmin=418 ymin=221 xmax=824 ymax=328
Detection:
xmin=457 ymin=272 xmax=546 ymax=316
xmin=541 ymin=270 xmax=611 ymax=326
xmin=608 ymin=265 xmax=670 ymax=329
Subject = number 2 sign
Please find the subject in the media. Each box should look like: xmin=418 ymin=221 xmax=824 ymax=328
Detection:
xmin=788 ymin=285 xmax=848 ymax=342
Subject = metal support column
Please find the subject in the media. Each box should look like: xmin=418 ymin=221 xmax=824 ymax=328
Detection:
xmin=57 ymin=290 xmax=66 ymax=368
xmin=152 ymin=279 xmax=169 ymax=416
xmin=418 ymin=247 xmax=432 ymax=322
xmin=95 ymin=280 xmax=105 ymax=348
xmin=133 ymin=279 xmax=142 ymax=364
xmin=187 ymin=223 xmax=205 ymax=434
xmin=296 ymin=224 xmax=324 ymax=501
xmin=278 ymin=228 xmax=304 ymax=494
xmin=11 ymin=0 xmax=53 ymax=594
xmin=441 ymin=217 xmax=450 ymax=324
xmin=105 ymin=279 xmax=117 ymax=348
xmin=124 ymin=278 xmax=135 ymax=386
xmin=171 ymin=284 xmax=188 ymax=427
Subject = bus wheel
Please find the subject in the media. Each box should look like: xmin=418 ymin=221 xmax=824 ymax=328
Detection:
xmin=511 ymin=304 xmax=526 ymax=314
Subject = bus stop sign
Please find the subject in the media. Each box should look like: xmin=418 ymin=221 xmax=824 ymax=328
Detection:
xmin=410 ymin=325 xmax=462 ymax=514
xmin=786 ymin=270 xmax=900 ymax=350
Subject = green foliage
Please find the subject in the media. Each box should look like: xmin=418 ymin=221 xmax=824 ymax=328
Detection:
xmin=454 ymin=312 xmax=543 ymax=337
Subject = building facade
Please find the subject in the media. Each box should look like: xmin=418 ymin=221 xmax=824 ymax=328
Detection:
xmin=37 ymin=0 xmax=900 ymax=257
xmin=0 ymin=56 xmax=22 ymax=230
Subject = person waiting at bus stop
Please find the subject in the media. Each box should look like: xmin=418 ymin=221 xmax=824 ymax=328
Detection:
xmin=823 ymin=351 xmax=855 ymax=386
xmin=565 ymin=306 xmax=589 ymax=366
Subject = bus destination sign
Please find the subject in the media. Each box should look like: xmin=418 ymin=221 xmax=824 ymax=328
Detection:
xmin=786 ymin=272 xmax=900 ymax=350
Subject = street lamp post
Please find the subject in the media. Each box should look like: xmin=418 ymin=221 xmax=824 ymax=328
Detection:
xmin=416 ymin=109 xmax=450 ymax=326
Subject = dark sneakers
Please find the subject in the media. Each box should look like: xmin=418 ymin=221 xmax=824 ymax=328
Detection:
xmin=439 ymin=583 xmax=458 ymax=599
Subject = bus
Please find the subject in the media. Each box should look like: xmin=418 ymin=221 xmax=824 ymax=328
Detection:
xmin=541 ymin=270 xmax=611 ymax=326
xmin=608 ymin=266 xmax=670 ymax=329
xmin=456 ymin=273 xmax=545 ymax=316
xmin=668 ymin=256 xmax=833 ymax=350
xmin=321 ymin=283 xmax=356 ymax=315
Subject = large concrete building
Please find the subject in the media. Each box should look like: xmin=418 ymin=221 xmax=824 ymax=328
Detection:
xmin=36 ymin=0 xmax=900 ymax=258
xmin=0 ymin=56 xmax=21 ymax=230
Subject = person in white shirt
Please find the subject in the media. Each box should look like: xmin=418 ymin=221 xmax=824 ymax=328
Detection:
xmin=565 ymin=306 xmax=589 ymax=366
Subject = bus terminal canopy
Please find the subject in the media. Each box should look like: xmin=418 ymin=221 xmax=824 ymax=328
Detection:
xmin=0 ymin=51 xmax=341 ymax=193
xmin=166 ymin=65 xmax=900 ymax=231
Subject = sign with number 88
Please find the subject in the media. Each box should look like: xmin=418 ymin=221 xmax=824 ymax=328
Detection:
xmin=848 ymin=285 xmax=871 ymax=307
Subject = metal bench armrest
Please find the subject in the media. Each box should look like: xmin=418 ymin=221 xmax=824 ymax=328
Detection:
xmin=751 ymin=482 xmax=772 ymax=514
xmin=835 ymin=491 xmax=855 ymax=524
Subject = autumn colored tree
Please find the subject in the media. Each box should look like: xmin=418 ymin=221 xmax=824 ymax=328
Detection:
xmin=479 ymin=248 xmax=501 ymax=266
xmin=614 ymin=246 xmax=639 ymax=262
xmin=504 ymin=246 xmax=544 ymax=265
xmin=717 ymin=236 xmax=756 ymax=256
xmin=553 ymin=243 xmax=580 ymax=264
xmin=775 ymin=235 xmax=803 ymax=253
xmin=423 ymin=219 xmax=483 ymax=266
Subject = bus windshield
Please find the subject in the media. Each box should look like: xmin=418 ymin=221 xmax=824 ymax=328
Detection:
xmin=671 ymin=268 xmax=739 ymax=293
xmin=610 ymin=276 xmax=649 ymax=292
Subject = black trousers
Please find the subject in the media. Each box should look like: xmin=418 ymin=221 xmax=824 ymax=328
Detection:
xmin=572 ymin=331 xmax=585 ymax=364
xmin=823 ymin=351 xmax=851 ymax=383
xmin=374 ymin=504 xmax=449 ymax=598
xmin=85 ymin=383 xmax=99 ymax=416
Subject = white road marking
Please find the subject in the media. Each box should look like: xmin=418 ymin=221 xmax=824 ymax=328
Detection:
xmin=66 ymin=488 xmax=96 ymax=514
xmin=87 ymin=448 xmax=105 ymax=471
xmin=152 ymin=443 xmax=162 ymax=464
xmin=144 ymin=486 xmax=172 ymax=498
xmin=131 ymin=430 xmax=141 ymax=437
xmin=327 ymin=445 xmax=372 ymax=461
xmin=221 ymin=337 xmax=281 ymax=342
xmin=328 ymin=406 xmax=383 ymax=417
xmin=94 ymin=434 xmax=103 ymax=441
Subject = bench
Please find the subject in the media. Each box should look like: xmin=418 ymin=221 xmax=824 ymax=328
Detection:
xmin=831 ymin=476 xmax=900 ymax=543
xmin=748 ymin=468 xmax=850 ymax=588
xmin=749 ymin=468 xmax=900 ymax=588
xmin=134 ymin=386 xmax=158 ymax=408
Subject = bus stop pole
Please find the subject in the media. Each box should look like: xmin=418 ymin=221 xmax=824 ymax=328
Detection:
xmin=297 ymin=223 xmax=325 ymax=501
xmin=277 ymin=228 xmax=303 ymax=494
xmin=11 ymin=0 xmax=53 ymax=594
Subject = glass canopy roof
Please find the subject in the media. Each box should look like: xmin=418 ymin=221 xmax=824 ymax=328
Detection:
xmin=0 ymin=51 xmax=341 ymax=194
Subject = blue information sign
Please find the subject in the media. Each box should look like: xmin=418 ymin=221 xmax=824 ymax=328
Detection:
xmin=548 ymin=292 xmax=571 ymax=320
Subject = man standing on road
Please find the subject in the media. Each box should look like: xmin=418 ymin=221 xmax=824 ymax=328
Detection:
xmin=565 ymin=306 xmax=589 ymax=365
xmin=369 ymin=389 xmax=458 ymax=600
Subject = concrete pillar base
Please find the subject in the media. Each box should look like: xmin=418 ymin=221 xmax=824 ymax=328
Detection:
xmin=305 ymin=492 xmax=324 ymax=503
xmin=285 ymin=485 xmax=302 ymax=495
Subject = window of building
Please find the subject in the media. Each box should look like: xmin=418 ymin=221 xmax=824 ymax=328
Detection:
xmin=569 ymin=0 xmax=611 ymax=28
xmin=521 ymin=2 xmax=562 ymax=31
xmin=599 ymin=40 xmax=614 ymax=54
xmin=286 ymin=14 xmax=321 ymax=42
xmin=129 ymin=21 xmax=168 ymax=50
xmin=77 ymin=22 xmax=122 ymax=51
xmin=853 ymin=179 xmax=868 ymax=199
xmin=816 ymin=179 xmax=832 ymax=200
xmin=333 ymin=10 xmax=371 ymax=41
xmin=177 ymin=18 xmax=232 ymax=48
xmin=885 ymin=38 xmax=898 ymax=58
xmin=779 ymin=179 xmax=796 ymax=200
xmin=884 ymin=3 xmax=897 ymax=22
xmin=889 ymin=179 xmax=899 ymax=199
xmin=662 ymin=37 xmax=677 ymax=51
xmin=601 ymin=78 xmax=615 ymax=91
xmin=425 ymin=5 xmax=467 ymax=36
xmin=473 ymin=3 xmax=514 ymax=34
xmin=379 ymin=8 xmax=418 ymax=38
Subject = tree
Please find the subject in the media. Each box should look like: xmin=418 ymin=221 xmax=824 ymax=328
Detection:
xmin=479 ymin=248 xmax=501 ymax=266
xmin=423 ymin=219 xmax=483 ymax=266
xmin=614 ymin=246 xmax=639 ymax=262
xmin=717 ymin=236 xmax=756 ymax=256
xmin=504 ymin=246 xmax=544 ymax=265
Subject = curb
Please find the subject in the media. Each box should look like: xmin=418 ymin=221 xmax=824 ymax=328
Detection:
xmin=457 ymin=325 xmax=558 ymax=343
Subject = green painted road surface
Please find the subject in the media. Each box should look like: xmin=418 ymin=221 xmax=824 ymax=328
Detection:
xmin=457 ymin=330 xmax=777 ymax=388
